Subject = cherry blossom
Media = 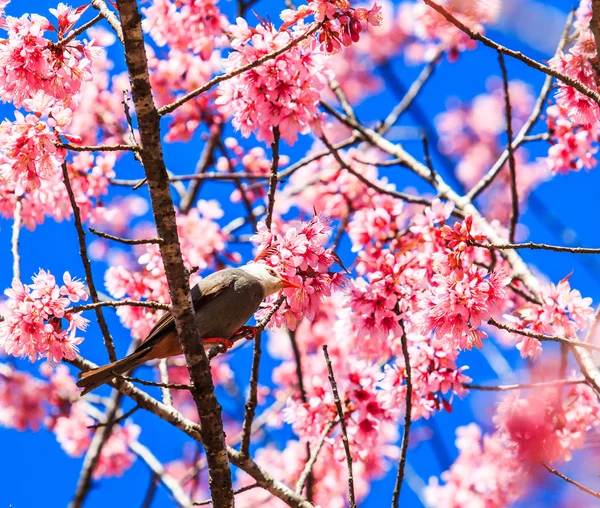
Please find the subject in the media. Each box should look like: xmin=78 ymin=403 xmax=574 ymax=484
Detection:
xmin=216 ymin=19 xmax=330 ymax=144
xmin=0 ymin=10 xmax=96 ymax=111
xmin=0 ymin=270 xmax=89 ymax=363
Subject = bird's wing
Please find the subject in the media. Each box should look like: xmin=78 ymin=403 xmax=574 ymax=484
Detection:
xmin=131 ymin=272 xmax=237 ymax=355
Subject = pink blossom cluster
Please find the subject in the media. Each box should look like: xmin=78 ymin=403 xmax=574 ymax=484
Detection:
xmin=267 ymin=305 xmax=395 ymax=504
xmin=0 ymin=152 xmax=116 ymax=231
xmin=148 ymin=47 xmax=223 ymax=142
xmin=494 ymin=384 xmax=600 ymax=463
xmin=414 ymin=264 xmax=510 ymax=350
xmin=0 ymin=111 xmax=66 ymax=192
xmin=546 ymin=103 xmax=598 ymax=174
xmin=215 ymin=137 xmax=290 ymax=204
xmin=266 ymin=292 xmax=470 ymax=503
xmin=216 ymin=19 xmax=330 ymax=145
xmin=0 ymin=270 xmax=88 ymax=363
xmin=546 ymin=1 xmax=600 ymax=173
xmin=251 ymin=215 xmax=344 ymax=329
xmin=425 ymin=423 xmax=527 ymax=507
xmin=104 ymin=201 xmax=228 ymax=340
xmin=502 ymin=275 xmax=594 ymax=359
xmin=0 ymin=9 xmax=96 ymax=112
xmin=379 ymin=329 xmax=471 ymax=420
xmin=435 ymin=78 xmax=549 ymax=222
xmin=142 ymin=0 xmax=227 ymax=60
xmin=280 ymin=1 xmax=383 ymax=54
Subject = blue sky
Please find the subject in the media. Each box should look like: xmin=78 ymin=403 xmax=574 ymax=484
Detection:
xmin=1 ymin=0 xmax=598 ymax=507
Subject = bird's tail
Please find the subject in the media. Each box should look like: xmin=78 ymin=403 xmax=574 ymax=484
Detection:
xmin=76 ymin=349 xmax=149 ymax=396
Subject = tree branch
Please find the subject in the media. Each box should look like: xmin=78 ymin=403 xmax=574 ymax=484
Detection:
xmin=497 ymin=52 xmax=519 ymax=243
xmin=392 ymin=321 xmax=412 ymax=508
xmin=69 ymin=391 xmax=124 ymax=508
xmin=322 ymin=344 xmax=356 ymax=508
xmin=115 ymin=0 xmax=233 ymax=504
xmin=11 ymin=197 xmax=22 ymax=283
xmin=62 ymin=162 xmax=117 ymax=361
xmin=541 ymin=461 xmax=600 ymax=499
xmin=265 ymin=127 xmax=281 ymax=229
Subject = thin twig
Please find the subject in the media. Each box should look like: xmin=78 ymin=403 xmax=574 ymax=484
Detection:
xmin=470 ymin=240 xmax=600 ymax=254
xmin=497 ymin=51 xmax=519 ymax=243
xmin=91 ymin=0 xmax=124 ymax=43
xmin=89 ymin=227 xmax=163 ymax=245
xmin=295 ymin=420 xmax=337 ymax=494
xmin=87 ymin=404 xmax=140 ymax=429
xmin=11 ymin=198 xmax=22 ymax=283
xmin=464 ymin=379 xmax=586 ymax=391
xmin=121 ymin=375 xmax=193 ymax=390
xmin=57 ymin=13 xmax=103 ymax=46
xmin=238 ymin=296 xmax=285 ymax=454
xmin=62 ymin=162 xmax=117 ymax=362
xmin=391 ymin=321 xmax=412 ymax=508
xmin=180 ymin=132 xmax=220 ymax=214
xmin=541 ymin=461 xmax=600 ymax=499
xmin=488 ymin=318 xmax=600 ymax=352
xmin=158 ymin=359 xmax=173 ymax=406
xmin=158 ymin=24 xmax=320 ymax=116
xmin=69 ymin=391 xmax=124 ymax=508
xmin=378 ymin=51 xmax=442 ymax=134
xmin=320 ymin=134 xmax=434 ymax=207
xmin=322 ymin=345 xmax=356 ymax=508
xmin=216 ymin=138 xmax=258 ymax=229
xmin=240 ymin=329 xmax=263 ymax=457
xmin=140 ymin=473 xmax=159 ymax=508
xmin=69 ymin=299 xmax=171 ymax=313
xmin=56 ymin=142 xmax=139 ymax=152
xmin=265 ymin=127 xmax=281 ymax=230
xmin=193 ymin=483 xmax=260 ymax=505
xmin=289 ymin=328 xmax=315 ymax=499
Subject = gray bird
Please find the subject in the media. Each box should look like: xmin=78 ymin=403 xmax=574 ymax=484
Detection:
xmin=76 ymin=264 xmax=301 ymax=395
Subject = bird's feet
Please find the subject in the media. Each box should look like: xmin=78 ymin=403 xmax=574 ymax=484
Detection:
xmin=205 ymin=337 xmax=234 ymax=351
xmin=233 ymin=325 xmax=258 ymax=341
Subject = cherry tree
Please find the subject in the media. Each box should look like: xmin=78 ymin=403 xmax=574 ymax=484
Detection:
xmin=1 ymin=0 xmax=600 ymax=506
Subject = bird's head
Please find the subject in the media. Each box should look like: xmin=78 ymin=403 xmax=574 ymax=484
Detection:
xmin=241 ymin=263 xmax=303 ymax=297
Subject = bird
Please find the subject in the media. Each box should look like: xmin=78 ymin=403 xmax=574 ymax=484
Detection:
xmin=76 ymin=263 xmax=301 ymax=395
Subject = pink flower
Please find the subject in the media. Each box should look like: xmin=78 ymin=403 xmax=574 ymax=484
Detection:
xmin=413 ymin=266 xmax=511 ymax=350
xmin=0 ymin=111 xmax=65 ymax=193
xmin=216 ymin=21 xmax=329 ymax=145
xmin=252 ymin=215 xmax=341 ymax=329
xmin=142 ymin=0 xmax=227 ymax=60
xmin=0 ymin=269 xmax=89 ymax=363
xmin=0 ymin=12 xmax=95 ymax=111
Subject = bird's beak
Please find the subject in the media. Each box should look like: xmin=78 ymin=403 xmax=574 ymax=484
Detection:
xmin=280 ymin=277 xmax=303 ymax=290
